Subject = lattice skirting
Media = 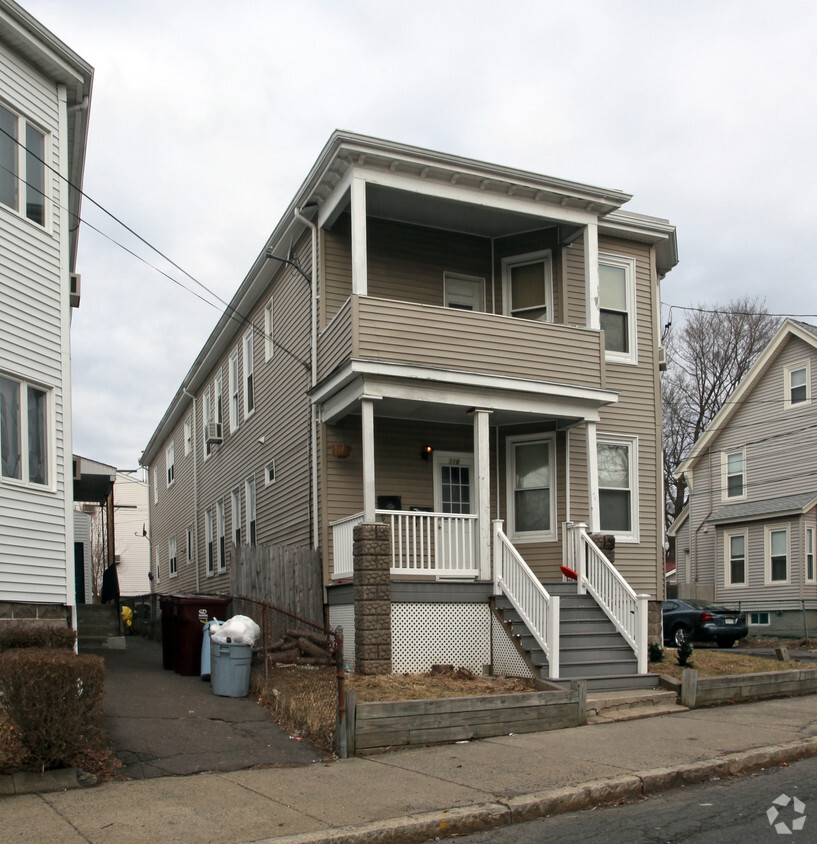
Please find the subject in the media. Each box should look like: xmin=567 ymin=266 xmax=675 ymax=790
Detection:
xmin=328 ymin=604 xmax=355 ymax=667
xmin=491 ymin=615 xmax=534 ymax=679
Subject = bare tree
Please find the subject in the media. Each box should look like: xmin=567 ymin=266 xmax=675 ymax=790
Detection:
xmin=662 ymin=297 xmax=780 ymax=530
xmin=82 ymin=503 xmax=108 ymax=601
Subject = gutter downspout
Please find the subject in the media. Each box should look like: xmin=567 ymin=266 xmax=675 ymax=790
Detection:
xmin=294 ymin=207 xmax=320 ymax=550
xmin=183 ymin=388 xmax=200 ymax=592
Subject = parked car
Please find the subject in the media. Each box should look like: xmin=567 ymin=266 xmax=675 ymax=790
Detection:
xmin=662 ymin=599 xmax=748 ymax=648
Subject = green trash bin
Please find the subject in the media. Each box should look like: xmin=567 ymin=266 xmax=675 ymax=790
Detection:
xmin=210 ymin=642 xmax=252 ymax=697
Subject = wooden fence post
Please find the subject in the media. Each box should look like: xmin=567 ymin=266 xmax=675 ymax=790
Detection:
xmin=681 ymin=668 xmax=698 ymax=708
xmin=570 ymin=679 xmax=587 ymax=726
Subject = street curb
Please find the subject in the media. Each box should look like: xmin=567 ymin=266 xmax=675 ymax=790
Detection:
xmin=252 ymin=737 xmax=817 ymax=844
xmin=0 ymin=767 xmax=97 ymax=796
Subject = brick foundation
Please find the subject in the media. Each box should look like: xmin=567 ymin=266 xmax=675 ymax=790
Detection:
xmin=353 ymin=522 xmax=392 ymax=675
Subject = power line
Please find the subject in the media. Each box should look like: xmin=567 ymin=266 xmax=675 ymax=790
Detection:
xmin=663 ymin=303 xmax=817 ymax=320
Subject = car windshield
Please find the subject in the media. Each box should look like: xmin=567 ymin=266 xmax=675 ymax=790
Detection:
xmin=682 ymin=599 xmax=735 ymax=613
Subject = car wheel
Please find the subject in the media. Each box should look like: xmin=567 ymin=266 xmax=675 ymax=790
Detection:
xmin=716 ymin=638 xmax=736 ymax=648
xmin=673 ymin=625 xmax=690 ymax=647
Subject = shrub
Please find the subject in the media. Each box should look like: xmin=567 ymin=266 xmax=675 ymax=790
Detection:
xmin=676 ymin=639 xmax=694 ymax=667
xmin=0 ymin=625 xmax=76 ymax=651
xmin=648 ymin=642 xmax=664 ymax=663
xmin=0 ymin=649 xmax=106 ymax=771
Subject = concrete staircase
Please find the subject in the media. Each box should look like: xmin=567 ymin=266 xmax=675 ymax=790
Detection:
xmin=76 ymin=604 xmax=126 ymax=651
xmin=494 ymin=582 xmax=658 ymax=692
xmin=586 ymin=689 xmax=687 ymax=724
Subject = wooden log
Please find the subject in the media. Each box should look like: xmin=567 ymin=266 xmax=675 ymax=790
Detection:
xmin=298 ymin=636 xmax=331 ymax=661
xmin=287 ymin=628 xmax=329 ymax=648
xmin=267 ymin=648 xmax=299 ymax=663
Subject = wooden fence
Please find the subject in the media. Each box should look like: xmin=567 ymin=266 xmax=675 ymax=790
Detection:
xmin=681 ymin=667 xmax=817 ymax=708
xmin=231 ymin=544 xmax=323 ymax=627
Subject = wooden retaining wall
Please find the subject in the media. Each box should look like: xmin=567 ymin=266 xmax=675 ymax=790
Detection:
xmin=342 ymin=688 xmax=583 ymax=756
xmin=681 ymin=668 xmax=817 ymax=708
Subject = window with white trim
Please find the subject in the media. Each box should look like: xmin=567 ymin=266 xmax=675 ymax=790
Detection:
xmin=502 ymin=251 xmax=553 ymax=322
xmin=217 ymin=499 xmax=226 ymax=573
xmin=243 ymin=330 xmax=255 ymax=417
xmin=203 ymin=388 xmax=212 ymax=459
xmin=186 ymin=525 xmax=194 ymax=562
xmin=265 ymin=460 xmax=276 ymax=486
xmin=184 ymin=416 xmax=192 ymax=456
xmin=264 ymin=298 xmax=275 ymax=361
xmin=597 ymin=435 xmax=639 ymax=540
xmin=0 ymin=374 xmax=51 ymax=486
xmin=785 ymin=362 xmax=810 ymax=408
xmin=246 ymin=475 xmax=257 ymax=546
xmin=724 ymin=531 xmax=747 ymax=586
xmin=765 ymin=525 xmax=789 ymax=584
xmin=599 ymin=254 xmax=636 ymax=363
xmin=749 ymin=611 xmax=770 ymax=626
xmin=806 ymin=527 xmax=815 ymax=583
xmin=231 ymin=488 xmax=241 ymax=547
xmin=0 ymin=103 xmax=47 ymax=226
xmin=169 ymin=535 xmax=177 ymax=577
xmin=165 ymin=441 xmax=175 ymax=487
xmin=722 ymin=450 xmax=745 ymax=500
xmin=229 ymin=349 xmax=240 ymax=432
xmin=214 ymin=371 xmax=223 ymax=433
xmin=154 ymin=546 xmax=160 ymax=583
xmin=506 ymin=434 xmax=556 ymax=541
xmin=205 ymin=507 xmax=214 ymax=576
xmin=153 ymin=466 xmax=158 ymax=504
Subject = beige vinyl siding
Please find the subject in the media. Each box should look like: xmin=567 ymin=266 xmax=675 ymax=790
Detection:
xmin=322 ymin=216 xmax=352 ymax=326
xmin=317 ymin=297 xmax=353 ymax=381
xmin=563 ymin=237 xmax=588 ymax=326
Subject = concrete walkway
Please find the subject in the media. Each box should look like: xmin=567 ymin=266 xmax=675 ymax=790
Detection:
xmin=3 ymin=691 xmax=817 ymax=843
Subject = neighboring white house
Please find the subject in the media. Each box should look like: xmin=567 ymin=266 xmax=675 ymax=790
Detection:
xmin=0 ymin=0 xmax=93 ymax=631
xmin=114 ymin=471 xmax=150 ymax=596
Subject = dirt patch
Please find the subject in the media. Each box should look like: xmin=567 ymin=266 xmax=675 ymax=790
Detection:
xmin=741 ymin=637 xmax=817 ymax=650
xmin=651 ymin=648 xmax=813 ymax=680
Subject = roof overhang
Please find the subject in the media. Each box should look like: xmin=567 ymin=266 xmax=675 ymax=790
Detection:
xmin=706 ymin=493 xmax=817 ymax=527
xmin=73 ymin=455 xmax=116 ymax=504
xmin=667 ymin=503 xmax=689 ymax=537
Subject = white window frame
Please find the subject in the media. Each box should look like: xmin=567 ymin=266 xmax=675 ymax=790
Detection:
xmin=245 ymin=475 xmax=257 ymax=546
xmin=723 ymin=530 xmax=747 ymax=587
xmin=264 ymin=297 xmax=275 ymax=361
xmin=153 ymin=466 xmax=158 ymax=504
xmin=501 ymin=250 xmax=553 ymax=323
xmin=165 ymin=441 xmax=175 ymax=487
xmin=765 ymin=524 xmax=790 ymax=585
xmin=265 ymin=459 xmax=276 ymax=487
xmin=243 ymin=330 xmax=255 ymax=419
xmin=154 ymin=546 xmax=160 ymax=583
xmin=749 ymin=611 xmax=770 ymax=626
xmin=721 ymin=449 xmax=746 ymax=502
xmin=784 ymin=361 xmax=810 ymax=409
xmin=443 ymin=272 xmax=486 ymax=312
xmin=214 ymin=370 xmax=223 ymax=432
xmin=598 ymin=253 xmax=637 ymax=365
xmin=806 ymin=526 xmax=815 ymax=584
xmin=596 ymin=433 xmax=640 ymax=543
xmin=231 ymin=487 xmax=241 ymax=547
xmin=0 ymin=373 xmax=54 ymax=489
xmin=216 ymin=499 xmax=226 ymax=574
xmin=186 ymin=525 xmax=194 ymax=562
xmin=169 ymin=535 xmax=178 ymax=577
xmin=0 ymin=103 xmax=49 ymax=228
xmin=506 ymin=433 xmax=557 ymax=543
xmin=229 ymin=348 xmax=240 ymax=432
xmin=205 ymin=507 xmax=214 ymax=576
xmin=202 ymin=388 xmax=212 ymax=460
xmin=184 ymin=416 xmax=192 ymax=456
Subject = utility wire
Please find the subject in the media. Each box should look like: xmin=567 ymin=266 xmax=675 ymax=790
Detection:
xmin=663 ymin=303 xmax=817 ymax=320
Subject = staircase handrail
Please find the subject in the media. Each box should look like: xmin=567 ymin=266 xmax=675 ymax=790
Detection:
xmin=493 ymin=520 xmax=559 ymax=678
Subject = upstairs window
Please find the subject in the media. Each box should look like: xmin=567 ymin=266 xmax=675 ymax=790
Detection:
xmin=169 ymin=535 xmax=177 ymax=577
xmin=229 ymin=349 xmax=240 ymax=431
xmin=205 ymin=507 xmax=214 ymax=576
xmin=785 ymin=362 xmax=810 ymax=408
xmin=165 ymin=441 xmax=175 ymax=487
xmin=502 ymin=251 xmax=553 ymax=322
xmin=217 ymin=499 xmax=226 ymax=573
xmin=246 ymin=475 xmax=257 ymax=546
xmin=243 ymin=331 xmax=255 ymax=417
xmin=264 ymin=298 xmax=275 ymax=361
xmin=0 ymin=104 xmax=46 ymax=226
xmin=202 ymin=389 xmax=212 ymax=459
xmin=231 ymin=487 xmax=241 ymax=546
xmin=723 ymin=450 xmax=745 ymax=500
xmin=0 ymin=374 xmax=50 ymax=487
xmin=184 ymin=416 xmax=192 ymax=456
xmin=599 ymin=254 xmax=636 ymax=363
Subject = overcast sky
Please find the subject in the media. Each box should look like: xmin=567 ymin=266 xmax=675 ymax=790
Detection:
xmin=22 ymin=0 xmax=817 ymax=471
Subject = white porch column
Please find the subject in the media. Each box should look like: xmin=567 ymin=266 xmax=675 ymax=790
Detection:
xmin=351 ymin=175 xmax=368 ymax=296
xmin=584 ymin=221 xmax=599 ymax=331
xmin=472 ymin=408 xmax=492 ymax=581
xmin=586 ymin=420 xmax=599 ymax=533
xmin=361 ymin=397 xmax=377 ymax=522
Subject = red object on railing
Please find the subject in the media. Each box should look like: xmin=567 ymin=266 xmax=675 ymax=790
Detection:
xmin=560 ymin=565 xmax=578 ymax=581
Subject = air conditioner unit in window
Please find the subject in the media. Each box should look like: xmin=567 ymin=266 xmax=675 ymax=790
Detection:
xmin=658 ymin=345 xmax=668 ymax=372
xmin=70 ymin=273 xmax=81 ymax=308
xmin=205 ymin=422 xmax=223 ymax=445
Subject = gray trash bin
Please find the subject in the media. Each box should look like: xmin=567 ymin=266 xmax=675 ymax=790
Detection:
xmin=210 ymin=642 xmax=252 ymax=697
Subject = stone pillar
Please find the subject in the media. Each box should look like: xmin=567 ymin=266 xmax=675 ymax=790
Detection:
xmin=648 ymin=599 xmax=663 ymax=645
xmin=589 ymin=533 xmax=615 ymax=564
xmin=353 ymin=522 xmax=392 ymax=675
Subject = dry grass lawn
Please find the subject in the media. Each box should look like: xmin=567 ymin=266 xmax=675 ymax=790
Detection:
xmin=347 ymin=669 xmax=536 ymax=702
xmin=652 ymin=648 xmax=813 ymax=680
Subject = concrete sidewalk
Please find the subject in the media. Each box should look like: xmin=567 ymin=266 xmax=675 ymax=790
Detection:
xmin=3 ymin=693 xmax=817 ymax=844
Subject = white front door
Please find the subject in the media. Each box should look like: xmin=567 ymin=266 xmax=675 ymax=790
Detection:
xmin=433 ymin=451 xmax=476 ymax=572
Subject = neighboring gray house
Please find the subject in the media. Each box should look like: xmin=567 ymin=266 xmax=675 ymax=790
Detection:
xmin=0 ymin=1 xmax=92 ymax=632
xmin=142 ymin=132 xmax=678 ymax=686
xmin=671 ymin=319 xmax=817 ymax=637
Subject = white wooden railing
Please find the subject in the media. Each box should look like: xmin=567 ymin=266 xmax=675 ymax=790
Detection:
xmin=564 ymin=521 xmax=649 ymax=674
xmin=331 ymin=510 xmax=479 ymax=579
xmin=493 ymin=520 xmax=559 ymax=678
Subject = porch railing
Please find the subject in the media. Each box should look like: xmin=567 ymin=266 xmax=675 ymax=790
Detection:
xmin=564 ymin=521 xmax=649 ymax=674
xmin=493 ymin=520 xmax=559 ymax=678
xmin=331 ymin=510 xmax=479 ymax=580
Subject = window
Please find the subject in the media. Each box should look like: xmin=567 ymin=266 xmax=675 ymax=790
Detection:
xmin=0 ymin=374 xmax=50 ymax=486
xmin=243 ymin=330 xmax=255 ymax=417
xmin=749 ymin=612 xmax=770 ymax=626
xmin=598 ymin=254 xmax=636 ymax=362
xmin=723 ymin=450 xmax=745 ymax=500
xmin=214 ymin=371 xmax=223 ymax=432
xmin=507 ymin=434 xmax=555 ymax=541
xmin=229 ymin=349 xmax=240 ymax=431
xmin=153 ymin=466 xmax=158 ymax=503
xmin=502 ymin=251 xmax=553 ymax=322
xmin=246 ymin=476 xmax=257 ymax=546
xmin=765 ymin=526 xmax=789 ymax=584
xmin=231 ymin=488 xmax=241 ymax=546
xmin=597 ymin=435 xmax=639 ymax=540
xmin=186 ymin=525 xmax=194 ymax=562
xmin=785 ymin=362 xmax=810 ymax=408
xmin=806 ymin=527 xmax=815 ymax=583
xmin=184 ymin=417 xmax=192 ymax=456
xmin=265 ymin=460 xmax=276 ymax=486
xmin=264 ymin=298 xmax=275 ymax=361
xmin=217 ymin=499 xmax=226 ymax=573
xmin=444 ymin=273 xmax=485 ymax=312
xmin=203 ymin=388 xmax=212 ymax=459
xmin=169 ymin=535 xmax=178 ymax=577
xmin=724 ymin=532 xmax=746 ymax=586
xmin=205 ymin=507 xmax=214 ymax=576
xmin=0 ymin=103 xmax=46 ymax=226
xmin=154 ymin=547 xmax=160 ymax=583
xmin=166 ymin=441 xmax=175 ymax=487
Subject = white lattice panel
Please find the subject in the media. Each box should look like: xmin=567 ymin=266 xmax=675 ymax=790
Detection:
xmin=491 ymin=615 xmax=534 ymax=679
xmin=328 ymin=604 xmax=355 ymax=667
xmin=391 ymin=603 xmax=490 ymax=674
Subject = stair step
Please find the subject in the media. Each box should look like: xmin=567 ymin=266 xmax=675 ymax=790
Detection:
xmin=550 ymin=673 xmax=660 ymax=692
xmin=557 ymin=659 xmax=637 ymax=678
xmin=559 ymin=646 xmax=635 ymax=663
xmin=586 ymin=690 xmax=686 ymax=723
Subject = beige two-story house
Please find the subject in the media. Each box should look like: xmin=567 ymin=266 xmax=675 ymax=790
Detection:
xmin=141 ymin=132 xmax=677 ymax=688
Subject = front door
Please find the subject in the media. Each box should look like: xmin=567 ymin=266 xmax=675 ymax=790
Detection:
xmin=433 ymin=451 xmax=476 ymax=572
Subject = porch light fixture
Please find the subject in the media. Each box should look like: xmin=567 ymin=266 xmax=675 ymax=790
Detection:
xmin=331 ymin=443 xmax=352 ymax=459
xmin=421 ymin=445 xmax=433 ymax=461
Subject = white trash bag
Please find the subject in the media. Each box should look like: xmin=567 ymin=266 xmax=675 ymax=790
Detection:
xmin=210 ymin=614 xmax=261 ymax=646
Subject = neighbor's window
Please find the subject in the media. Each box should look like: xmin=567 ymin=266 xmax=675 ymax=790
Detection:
xmin=216 ymin=499 xmax=225 ymax=573
xmin=154 ymin=547 xmax=160 ymax=583
xmin=723 ymin=450 xmax=745 ymax=500
xmin=245 ymin=475 xmax=257 ymax=545
xmin=597 ymin=436 xmax=638 ymax=539
xmin=598 ymin=254 xmax=636 ymax=362
xmin=243 ymin=330 xmax=255 ymax=417
xmin=0 ymin=103 xmax=46 ymax=226
xmin=186 ymin=525 xmax=194 ymax=562
xmin=725 ymin=532 xmax=746 ymax=586
xmin=169 ymin=535 xmax=177 ymax=577
xmin=0 ymin=374 xmax=50 ymax=486
xmin=231 ymin=488 xmax=241 ymax=546
xmin=205 ymin=508 xmax=214 ymax=576
xmin=749 ymin=611 xmax=770 ymax=626
xmin=766 ymin=526 xmax=789 ymax=583
xmin=229 ymin=349 xmax=240 ymax=432
xmin=264 ymin=297 xmax=275 ymax=361
xmin=502 ymin=251 xmax=553 ymax=322
xmin=265 ymin=460 xmax=276 ymax=486
xmin=806 ymin=527 xmax=815 ymax=583
xmin=166 ymin=441 xmax=175 ymax=487
xmin=184 ymin=416 xmax=192 ymax=456
xmin=507 ymin=434 xmax=555 ymax=541
xmin=785 ymin=362 xmax=810 ymax=408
